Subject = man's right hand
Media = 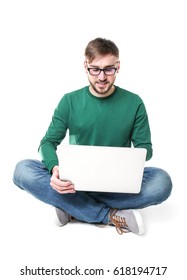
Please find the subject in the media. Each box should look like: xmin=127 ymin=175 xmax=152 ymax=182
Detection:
xmin=50 ymin=166 xmax=76 ymax=194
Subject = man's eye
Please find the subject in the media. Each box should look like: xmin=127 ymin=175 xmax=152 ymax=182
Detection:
xmin=92 ymin=68 xmax=100 ymax=72
xmin=105 ymin=68 xmax=113 ymax=72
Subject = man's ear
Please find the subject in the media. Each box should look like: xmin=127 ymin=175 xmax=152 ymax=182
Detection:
xmin=84 ymin=61 xmax=88 ymax=73
xmin=116 ymin=61 xmax=120 ymax=73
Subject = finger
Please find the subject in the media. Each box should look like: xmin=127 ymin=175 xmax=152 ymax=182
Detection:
xmin=50 ymin=181 xmax=74 ymax=190
xmin=50 ymin=177 xmax=72 ymax=187
xmin=56 ymin=188 xmax=76 ymax=194
xmin=52 ymin=184 xmax=76 ymax=194
xmin=50 ymin=181 xmax=75 ymax=192
xmin=61 ymin=180 xmax=73 ymax=187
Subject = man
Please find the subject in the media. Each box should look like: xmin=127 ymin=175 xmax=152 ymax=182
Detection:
xmin=13 ymin=38 xmax=172 ymax=235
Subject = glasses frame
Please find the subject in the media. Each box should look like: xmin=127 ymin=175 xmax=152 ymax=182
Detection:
xmin=87 ymin=67 xmax=118 ymax=76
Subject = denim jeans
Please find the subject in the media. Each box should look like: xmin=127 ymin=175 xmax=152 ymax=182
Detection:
xmin=13 ymin=159 xmax=172 ymax=224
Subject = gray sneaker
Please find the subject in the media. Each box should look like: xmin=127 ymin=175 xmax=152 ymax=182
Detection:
xmin=109 ymin=209 xmax=144 ymax=235
xmin=55 ymin=207 xmax=72 ymax=226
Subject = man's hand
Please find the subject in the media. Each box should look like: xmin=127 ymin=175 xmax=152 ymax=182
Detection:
xmin=50 ymin=166 xmax=76 ymax=194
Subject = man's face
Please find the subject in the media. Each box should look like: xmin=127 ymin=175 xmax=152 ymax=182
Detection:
xmin=84 ymin=54 xmax=120 ymax=97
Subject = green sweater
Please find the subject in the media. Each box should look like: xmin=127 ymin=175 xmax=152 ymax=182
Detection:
xmin=39 ymin=86 xmax=152 ymax=172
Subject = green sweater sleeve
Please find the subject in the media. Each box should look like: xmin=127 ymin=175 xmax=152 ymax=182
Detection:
xmin=131 ymin=96 xmax=152 ymax=160
xmin=38 ymin=95 xmax=69 ymax=172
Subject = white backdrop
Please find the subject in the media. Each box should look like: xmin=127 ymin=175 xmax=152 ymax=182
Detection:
xmin=0 ymin=0 xmax=186 ymax=279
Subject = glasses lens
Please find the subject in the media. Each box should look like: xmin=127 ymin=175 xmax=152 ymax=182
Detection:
xmin=104 ymin=68 xmax=116 ymax=75
xmin=89 ymin=68 xmax=101 ymax=76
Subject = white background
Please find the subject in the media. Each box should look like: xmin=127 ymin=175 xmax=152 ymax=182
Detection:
xmin=0 ymin=0 xmax=186 ymax=279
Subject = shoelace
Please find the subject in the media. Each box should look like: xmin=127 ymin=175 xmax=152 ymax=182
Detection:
xmin=110 ymin=209 xmax=129 ymax=235
xmin=69 ymin=216 xmax=75 ymax=222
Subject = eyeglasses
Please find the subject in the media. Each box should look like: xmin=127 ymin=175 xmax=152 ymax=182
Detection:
xmin=87 ymin=67 xmax=117 ymax=76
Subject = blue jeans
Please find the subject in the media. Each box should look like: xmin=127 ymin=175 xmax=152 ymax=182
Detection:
xmin=13 ymin=159 xmax=172 ymax=224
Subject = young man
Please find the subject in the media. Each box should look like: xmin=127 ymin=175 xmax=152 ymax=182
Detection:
xmin=13 ymin=38 xmax=172 ymax=235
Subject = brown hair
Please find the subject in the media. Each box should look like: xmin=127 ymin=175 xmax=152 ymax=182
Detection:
xmin=84 ymin=37 xmax=119 ymax=63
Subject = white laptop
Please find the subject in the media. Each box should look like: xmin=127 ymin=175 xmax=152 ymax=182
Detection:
xmin=57 ymin=145 xmax=147 ymax=193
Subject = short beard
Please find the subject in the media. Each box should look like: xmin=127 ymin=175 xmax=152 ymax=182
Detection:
xmin=89 ymin=80 xmax=114 ymax=95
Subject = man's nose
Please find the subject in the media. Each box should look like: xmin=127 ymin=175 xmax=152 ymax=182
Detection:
xmin=98 ymin=70 xmax=107 ymax=80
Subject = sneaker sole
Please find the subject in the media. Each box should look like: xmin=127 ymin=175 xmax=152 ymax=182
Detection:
xmin=132 ymin=210 xmax=144 ymax=235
